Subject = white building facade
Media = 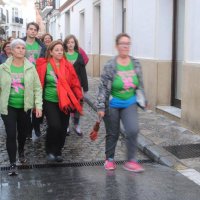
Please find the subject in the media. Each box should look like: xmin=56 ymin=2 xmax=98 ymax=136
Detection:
xmin=0 ymin=0 xmax=36 ymax=39
xmin=43 ymin=0 xmax=200 ymax=134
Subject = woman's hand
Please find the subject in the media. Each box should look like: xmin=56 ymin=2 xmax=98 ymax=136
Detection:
xmin=35 ymin=109 xmax=42 ymax=118
xmin=98 ymin=111 xmax=105 ymax=118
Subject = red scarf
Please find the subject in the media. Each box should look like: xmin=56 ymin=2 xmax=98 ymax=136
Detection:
xmin=49 ymin=58 xmax=83 ymax=115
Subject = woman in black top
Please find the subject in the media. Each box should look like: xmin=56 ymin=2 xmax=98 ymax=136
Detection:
xmin=63 ymin=35 xmax=88 ymax=136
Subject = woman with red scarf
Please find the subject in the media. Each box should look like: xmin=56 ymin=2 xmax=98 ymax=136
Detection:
xmin=36 ymin=41 xmax=83 ymax=162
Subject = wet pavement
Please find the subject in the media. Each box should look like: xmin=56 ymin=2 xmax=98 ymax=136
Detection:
xmin=1 ymin=164 xmax=200 ymax=200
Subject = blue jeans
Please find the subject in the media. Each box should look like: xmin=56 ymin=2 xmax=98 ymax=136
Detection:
xmin=104 ymin=103 xmax=139 ymax=161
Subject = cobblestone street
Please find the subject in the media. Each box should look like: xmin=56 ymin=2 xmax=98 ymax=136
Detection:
xmin=0 ymin=98 xmax=148 ymax=167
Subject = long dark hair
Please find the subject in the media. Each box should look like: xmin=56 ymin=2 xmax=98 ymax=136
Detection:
xmin=63 ymin=34 xmax=79 ymax=52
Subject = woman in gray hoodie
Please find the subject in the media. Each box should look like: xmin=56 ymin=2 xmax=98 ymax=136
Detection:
xmin=96 ymin=33 xmax=147 ymax=172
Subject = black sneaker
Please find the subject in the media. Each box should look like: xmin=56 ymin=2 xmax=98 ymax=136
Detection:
xmin=55 ymin=156 xmax=63 ymax=162
xmin=18 ymin=151 xmax=27 ymax=163
xmin=8 ymin=163 xmax=18 ymax=176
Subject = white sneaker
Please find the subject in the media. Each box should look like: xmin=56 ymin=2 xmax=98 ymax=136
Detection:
xmin=74 ymin=125 xmax=83 ymax=136
xmin=32 ymin=130 xmax=39 ymax=142
xmin=66 ymin=127 xmax=70 ymax=136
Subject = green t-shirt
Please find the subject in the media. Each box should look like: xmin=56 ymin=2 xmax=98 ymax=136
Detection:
xmin=44 ymin=63 xmax=58 ymax=102
xmin=25 ymin=41 xmax=41 ymax=65
xmin=111 ymin=62 xmax=139 ymax=100
xmin=65 ymin=52 xmax=78 ymax=64
xmin=8 ymin=64 xmax=24 ymax=108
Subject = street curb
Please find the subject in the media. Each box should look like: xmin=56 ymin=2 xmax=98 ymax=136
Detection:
xmin=84 ymin=94 xmax=187 ymax=170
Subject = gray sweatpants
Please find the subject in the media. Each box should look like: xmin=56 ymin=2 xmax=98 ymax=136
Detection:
xmin=103 ymin=103 xmax=139 ymax=161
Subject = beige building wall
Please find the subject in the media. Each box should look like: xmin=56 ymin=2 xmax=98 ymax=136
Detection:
xmin=86 ymin=55 xmax=112 ymax=77
xmin=181 ymin=63 xmax=200 ymax=133
xmin=86 ymin=54 xmax=101 ymax=77
xmin=137 ymin=59 xmax=172 ymax=110
xmin=157 ymin=61 xmax=172 ymax=106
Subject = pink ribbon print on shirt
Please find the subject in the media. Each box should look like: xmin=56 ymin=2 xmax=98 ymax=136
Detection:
xmin=50 ymin=70 xmax=58 ymax=83
xmin=11 ymin=78 xmax=24 ymax=93
xmin=117 ymin=70 xmax=137 ymax=91
xmin=28 ymin=54 xmax=36 ymax=64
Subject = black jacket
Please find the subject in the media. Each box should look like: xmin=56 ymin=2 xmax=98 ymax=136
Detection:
xmin=71 ymin=52 xmax=88 ymax=92
xmin=22 ymin=37 xmax=46 ymax=58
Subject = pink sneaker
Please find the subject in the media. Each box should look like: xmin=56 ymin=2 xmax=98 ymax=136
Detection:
xmin=104 ymin=160 xmax=116 ymax=170
xmin=123 ymin=161 xmax=144 ymax=172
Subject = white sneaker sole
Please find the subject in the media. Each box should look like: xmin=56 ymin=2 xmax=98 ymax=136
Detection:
xmin=123 ymin=165 xmax=145 ymax=172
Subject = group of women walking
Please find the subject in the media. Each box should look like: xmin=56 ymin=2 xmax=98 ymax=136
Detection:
xmin=0 ymin=23 xmax=88 ymax=175
xmin=0 ymin=22 xmax=147 ymax=176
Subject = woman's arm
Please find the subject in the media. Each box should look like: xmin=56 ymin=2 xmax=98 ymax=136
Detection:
xmin=96 ymin=61 xmax=112 ymax=112
xmin=33 ymin=68 xmax=43 ymax=111
xmin=78 ymin=54 xmax=88 ymax=92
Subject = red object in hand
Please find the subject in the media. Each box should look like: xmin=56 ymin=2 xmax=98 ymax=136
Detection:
xmin=90 ymin=120 xmax=101 ymax=141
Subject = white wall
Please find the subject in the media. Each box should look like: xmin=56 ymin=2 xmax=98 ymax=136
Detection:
xmin=49 ymin=15 xmax=62 ymax=40
xmin=100 ymin=0 xmax=114 ymax=55
xmin=60 ymin=13 xmax=66 ymax=40
xmin=185 ymin=0 xmax=200 ymax=63
xmin=60 ymin=0 xmax=93 ymax=53
xmin=156 ymin=0 xmax=173 ymax=60
xmin=126 ymin=0 xmax=173 ymax=60
xmin=130 ymin=0 xmax=157 ymax=59
xmin=57 ymin=0 xmax=174 ymax=60
xmin=3 ymin=0 xmax=35 ymax=38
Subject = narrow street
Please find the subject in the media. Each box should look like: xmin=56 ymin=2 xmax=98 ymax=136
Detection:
xmin=1 ymin=0 xmax=200 ymax=199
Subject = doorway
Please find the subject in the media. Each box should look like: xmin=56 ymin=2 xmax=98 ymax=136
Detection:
xmin=172 ymin=0 xmax=185 ymax=108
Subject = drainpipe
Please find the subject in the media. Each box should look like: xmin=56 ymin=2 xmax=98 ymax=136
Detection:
xmin=171 ymin=0 xmax=177 ymax=106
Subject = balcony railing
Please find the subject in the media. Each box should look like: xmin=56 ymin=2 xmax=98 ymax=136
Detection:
xmin=11 ymin=17 xmax=23 ymax=25
xmin=38 ymin=0 xmax=55 ymax=17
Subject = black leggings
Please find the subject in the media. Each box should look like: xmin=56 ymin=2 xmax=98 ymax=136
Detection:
xmin=44 ymin=100 xmax=70 ymax=156
xmin=26 ymin=111 xmax=43 ymax=138
xmin=1 ymin=107 xmax=31 ymax=164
